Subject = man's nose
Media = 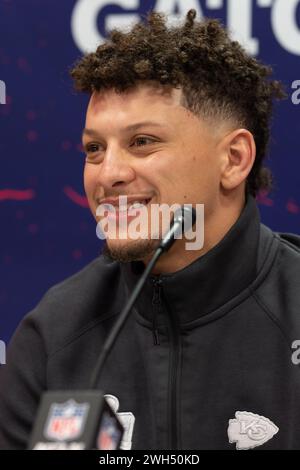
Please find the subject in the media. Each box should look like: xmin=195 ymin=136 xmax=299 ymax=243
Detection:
xmin=96 ymin=147 xmax=136 ymax=188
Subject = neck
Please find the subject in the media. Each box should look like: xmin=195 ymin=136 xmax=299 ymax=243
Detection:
xmin=144 ymin=194 xmax=246 ymax=275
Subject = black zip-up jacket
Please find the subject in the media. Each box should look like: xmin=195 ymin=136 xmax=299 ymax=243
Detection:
xmin=1 ymin=196 xmax=300 ymax=450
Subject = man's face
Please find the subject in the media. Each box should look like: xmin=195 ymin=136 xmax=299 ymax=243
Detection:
xmin=83 ymin=82 xmax=223 ymax=262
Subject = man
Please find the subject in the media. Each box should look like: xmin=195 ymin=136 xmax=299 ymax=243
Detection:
xmin=0 ymin=9 xmax=299 ymax=450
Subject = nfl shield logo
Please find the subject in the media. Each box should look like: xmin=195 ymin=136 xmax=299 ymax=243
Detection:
xmin=44 ymin=400 xmax=89 ymax=441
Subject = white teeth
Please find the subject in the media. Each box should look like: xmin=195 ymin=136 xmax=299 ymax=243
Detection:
xmin=130 ymin=201 xmax=146 ymax=209
xmin=102 ymin=199 xmax=150 ymax=212
xmin=118 ymin=200 xmax=149 ymax=211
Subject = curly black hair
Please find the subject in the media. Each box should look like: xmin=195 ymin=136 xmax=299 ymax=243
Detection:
xmin=70 ymin=9 xmax=286 ymax=196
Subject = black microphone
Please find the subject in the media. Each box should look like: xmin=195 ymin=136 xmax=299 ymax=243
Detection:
xmin=28 ymin=205 xmax=196 ymax=450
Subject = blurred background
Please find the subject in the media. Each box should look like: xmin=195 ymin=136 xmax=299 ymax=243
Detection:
xmin=0 ymin=0 xmax=299 ymax=343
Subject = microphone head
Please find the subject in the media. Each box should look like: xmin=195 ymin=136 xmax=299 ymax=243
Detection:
xmin=159 ymin=205 xmax=197 ymax=252
xmin=174 ymin=205 xmax=197 ymax=232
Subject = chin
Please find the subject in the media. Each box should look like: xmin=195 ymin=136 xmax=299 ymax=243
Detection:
xmin=104 ymin=237 xmax=159 ymax=263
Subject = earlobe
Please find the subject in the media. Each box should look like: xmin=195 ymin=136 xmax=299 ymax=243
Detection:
xmin=220 ymin=129 xmax=256 ymax=191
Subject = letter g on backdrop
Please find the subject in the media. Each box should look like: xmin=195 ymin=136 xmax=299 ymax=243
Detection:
xmin=71 ymin=0 xmax=140 ymax=53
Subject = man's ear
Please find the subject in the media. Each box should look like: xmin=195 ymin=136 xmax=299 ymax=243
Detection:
xmin=219 ymin=128 xmax=256 ymax=191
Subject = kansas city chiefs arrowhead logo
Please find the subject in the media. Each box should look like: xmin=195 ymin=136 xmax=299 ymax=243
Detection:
xmin=228 ymin=411 xmax=279 ymax=450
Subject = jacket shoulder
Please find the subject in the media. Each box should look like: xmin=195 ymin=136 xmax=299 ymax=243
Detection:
xmin=254 ymin=228 xmax=300 ymax=338
xmin=21 ymin=255 xmax=125 ymax=355
xmin=277 ymin=231 xmax=300 ymax=254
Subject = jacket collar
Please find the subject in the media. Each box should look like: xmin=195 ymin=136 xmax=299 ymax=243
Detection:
xmin=120 ymin=195 xmax=260 ymax=326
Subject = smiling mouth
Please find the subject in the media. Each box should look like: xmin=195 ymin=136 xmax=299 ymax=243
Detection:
xmin=100 ymin=197 xmax=152 ymax=211
xmin=116 ymin=198 xmax=151 ymax=212
xmin=96 ymin=197 xmax=153 ymax=222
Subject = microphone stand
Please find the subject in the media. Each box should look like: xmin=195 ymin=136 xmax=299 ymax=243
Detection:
xmin=90 ymin=205 xmax=196 ymax=388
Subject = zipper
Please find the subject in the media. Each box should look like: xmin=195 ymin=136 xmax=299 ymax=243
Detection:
xmin=164 ymin=296 xmax=180 ymax=450
xmin=151 ymin=278 xmax=162 ymax=345
xmin=152 ymin=278 xmax=181 ymax=449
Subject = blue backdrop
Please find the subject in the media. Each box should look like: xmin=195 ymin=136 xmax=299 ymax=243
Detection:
xmin=0 ymin=0 xmax=300 ymax=344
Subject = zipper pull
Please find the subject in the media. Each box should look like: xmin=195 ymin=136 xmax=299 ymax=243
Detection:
xmin=152 ymin=278 xmax=162 ymax=346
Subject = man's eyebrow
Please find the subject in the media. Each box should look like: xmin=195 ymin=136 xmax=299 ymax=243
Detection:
xmin=82 ymin=121 xmax=168 ymax=139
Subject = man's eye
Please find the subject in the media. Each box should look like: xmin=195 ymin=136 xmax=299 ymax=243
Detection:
xmin=132 ymin=137 xmax=155 ymax=147
xmin=85 ymin=143 xmax=101 ymax=153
